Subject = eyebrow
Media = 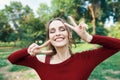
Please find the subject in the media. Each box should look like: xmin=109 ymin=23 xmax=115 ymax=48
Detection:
xmin=49 ymin=26 xmax=65 ymax=29
xmin=49 ymin=27 xmax=55 ymax=30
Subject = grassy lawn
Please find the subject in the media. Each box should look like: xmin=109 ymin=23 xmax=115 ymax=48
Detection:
xmin=0 ymin=47 xmax=31 ymax=80
xmin=89 ymin=52 xmax=120 ymax=80
xmin=0 ymin=43 xmax=120 ymax=80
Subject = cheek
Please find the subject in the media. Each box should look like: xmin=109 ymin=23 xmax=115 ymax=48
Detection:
xmin=64 ymin=31 xmax=69 ymax=38
xmin=49 ymin=34 xmax=54 ymax=40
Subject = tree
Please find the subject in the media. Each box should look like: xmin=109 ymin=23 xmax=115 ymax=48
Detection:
xmin=0 ymin=10 xmax=8 ymax=42
xmin=108 ymin=0 xmax=120 ymax=22
xmin=19 ymin=12 xmax=46 ymax=47
xmin=108 ymin=22 xmax=120 ymax=38
xmin=3 ymin=1 xmax=32 ymax=31
xmin=37 ymin=3 xmax=52 ymax=23
xmin=0 ymin=1 xmax=34 ymax=44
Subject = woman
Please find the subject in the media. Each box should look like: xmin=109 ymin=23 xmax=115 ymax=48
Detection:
xmin=8 ymin=16 xmax=120 ymax=80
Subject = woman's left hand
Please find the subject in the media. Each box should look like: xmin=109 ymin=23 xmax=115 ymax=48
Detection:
xmin=64 ymin=16 xmax=93 ymax=42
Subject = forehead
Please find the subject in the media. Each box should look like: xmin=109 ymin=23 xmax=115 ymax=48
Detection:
xmin=49 ymin=20 xmax=65 ymax=28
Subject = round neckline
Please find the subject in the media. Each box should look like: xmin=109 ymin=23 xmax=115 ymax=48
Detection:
xmin=35 ymin=54 xmax=75 ymax=66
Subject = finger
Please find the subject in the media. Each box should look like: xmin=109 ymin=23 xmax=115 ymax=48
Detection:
xmin=41 ymin=50 xmax=53 ymax=54
xmin=79 ymin=22 xmax=88 ymax=30
xmin=28 ymin=43 xmax=37 ymax=53
xmin=30 ymin=52 xmax=36 ymax=56
xmin=39 ymin=40 xmax=51 ymax=48
xmin=84 ymin=24 xmax=88 ymax=30
xmin=64 ymin=23 xmax=74 ymax=30
xmin=68 ymin=16 xmax=78 ymax=27
xmin=78 ymin=21 xmax=83 ymax=27
xmin=30 ymin=45 xmax=40 ymax=53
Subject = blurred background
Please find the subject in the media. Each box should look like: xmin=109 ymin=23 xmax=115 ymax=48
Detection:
xmin=0 ymin=0 xmax=120 ymax=80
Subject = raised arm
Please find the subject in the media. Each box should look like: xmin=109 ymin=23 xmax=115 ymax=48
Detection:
xmin=91 ymin=35 xmax=120 ymax=50
xmin=81 ymin=35 xmax=120 ymax=67
xmin=65 ymin=16 xmax=120 ymax=66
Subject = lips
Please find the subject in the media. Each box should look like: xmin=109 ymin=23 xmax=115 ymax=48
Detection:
xmin=54 ymin=37 xmax=65 ymax=42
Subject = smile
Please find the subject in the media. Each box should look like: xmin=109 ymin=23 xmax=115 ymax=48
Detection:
xmin=54 ymin=37 xmax=65 ymax=42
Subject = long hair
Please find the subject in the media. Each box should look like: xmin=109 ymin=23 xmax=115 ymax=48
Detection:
xmin=46 ymin=17 xmax=76 ymax=55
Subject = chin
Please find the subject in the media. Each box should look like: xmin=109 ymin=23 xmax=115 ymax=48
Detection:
xmin=54 ymin=44 xmax=67 ymax=48
xmin=51 ymin=40 xmax=68 ymax=48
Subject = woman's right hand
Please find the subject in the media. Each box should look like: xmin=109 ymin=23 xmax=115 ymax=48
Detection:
xmin=27 ymin=40 xmax=53 ymax=56
xmin=64 ymin=16 xmax=93 ymax=42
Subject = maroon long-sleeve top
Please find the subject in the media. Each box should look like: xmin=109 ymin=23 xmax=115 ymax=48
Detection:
xmin=8 ymin=35 xmax=120 ymax=80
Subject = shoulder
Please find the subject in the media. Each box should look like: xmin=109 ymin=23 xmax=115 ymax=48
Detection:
xmin=36 ymin=54 xmax=46 ymax=63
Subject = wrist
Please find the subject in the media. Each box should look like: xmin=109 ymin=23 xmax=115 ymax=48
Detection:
xmin=85 ymin=34 xmax=93 ymax=42
xmin=81 ymin=32 xmax=93 ymax=43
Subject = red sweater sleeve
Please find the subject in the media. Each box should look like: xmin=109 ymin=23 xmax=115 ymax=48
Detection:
xmin=83 ymin=35 xmax=120 ymax=67
xmin=91 ymin=35 xmax=120 ymax=50
xmin=8 ymin=48 xmax=37 ymax=68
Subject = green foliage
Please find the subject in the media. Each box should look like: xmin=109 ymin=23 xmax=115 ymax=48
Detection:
xmin=0 ymin=1 xmax=32 ymax=43
xmin=0 ymin=10 xmax=8 ymax=42
xmin=0 ymin=0 xmax=120 ymax=46
xmin=19 ymin=17 xmax=46 ymax=46
xmin=108 ymin=23 xmax=120 ymax=38
xmin=87 ymin=22 xmax=108 ymax=36
xmin=0 ymin=24 xmax=17 ymax=42
xmin=0 ymin=10 xmax=7 ymax=26
xmin=37 ymin=3 xmax=52 ymax=23
xmin=109 ymin=1 xmax=120 ymax=21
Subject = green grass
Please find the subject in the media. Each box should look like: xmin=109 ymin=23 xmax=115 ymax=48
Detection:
xmin=8 ymin=65 xmax=30 ymax=72
xmin=0 ymin=47 xmax=21 ymax=52
xmin=0 ymin=73 xmax=5 ymax=80
xmin=0 ymin=51 xmax=10 ymax=68
xmin=0 ymin=47 xmax=30 ymax=71
xmin=89 ymin=52 xmax=120 ymax=80
xmin=105 ymin=72 xmax=120 ymax=79
xmin=0 ymin=48 xmax=20 ymax=68
xmin=72 ymin=43 xmax=95 ymax=52
xmin=0 ymin=59 xmax=8 ymax=68
xmin=0 ymin=47 xmax=30 ymax=79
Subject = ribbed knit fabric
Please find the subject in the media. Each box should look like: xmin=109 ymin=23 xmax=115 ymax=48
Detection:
xmin=8 ymin=35 xmax=120 ymax=80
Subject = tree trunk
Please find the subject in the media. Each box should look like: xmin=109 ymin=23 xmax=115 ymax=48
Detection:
xmin=88 ymin=5 xmax=97 ymax=49
xmin=88 ymin=5 xmax=96 ymax=34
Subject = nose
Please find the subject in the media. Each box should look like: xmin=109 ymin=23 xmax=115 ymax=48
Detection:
xmin=55 ymin=31 xmax=61 ymax=36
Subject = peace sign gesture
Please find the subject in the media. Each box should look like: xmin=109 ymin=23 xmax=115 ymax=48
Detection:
xmin=64 ymin=16 xmax=93 ymax=42
xmin=27 ymin=40 xmax=53 ymax=56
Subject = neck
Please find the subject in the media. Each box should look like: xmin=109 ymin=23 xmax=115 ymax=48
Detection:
xmin=54 ymin=45 xmax=71 ymax=61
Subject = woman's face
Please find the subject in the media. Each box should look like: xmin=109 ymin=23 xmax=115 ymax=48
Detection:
xmin=49 ymin=20 xmax=69 ymax=47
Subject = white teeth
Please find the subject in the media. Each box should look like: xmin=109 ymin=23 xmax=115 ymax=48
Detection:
xmin=55 ymin=37 xmax=64 ymax=42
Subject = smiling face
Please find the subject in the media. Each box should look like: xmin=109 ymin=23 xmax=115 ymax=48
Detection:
xmin=49 ymin=20 xmax=69 ymax=47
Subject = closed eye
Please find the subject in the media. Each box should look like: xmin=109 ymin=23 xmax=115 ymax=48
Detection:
xmin=59 ymin=26 xmax=66 ymax=31
xmin=50 ymin=28 xmax=55 ymax=33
